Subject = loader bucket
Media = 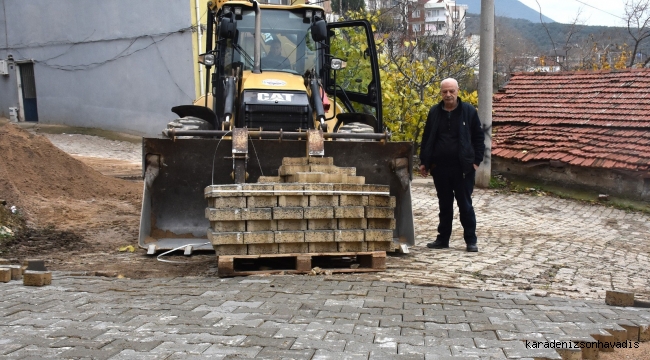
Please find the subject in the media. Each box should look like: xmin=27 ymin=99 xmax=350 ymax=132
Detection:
xmin=139 ymin=136 xmax=415 ymax=253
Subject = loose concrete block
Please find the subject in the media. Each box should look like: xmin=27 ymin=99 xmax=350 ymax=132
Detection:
xmin=211 ymin=221 xmax=246 ymax=232
xmin=247 ymin=243 xmax=278 ymax=255
xmin=246 ymin=220 xmax=276 ymax=231
xmin=366 ymin=241 xmax=392 ymax=252
xmin=308 ymin=219 xmax=337 ymax=230
xmin=257 ymin=176 xmax=282 ymax=183
xmin=321 ymin=173 xmax=348 ymax=184
xmin=247 ymin=196 xmax=277 ymax=208
xmin=605 ymin=290 xmax=635 ymax=307
xmin=286 ymin=172 xmax=324 ymax=183
xmin=338 ymin=242 xmax=367 ymax=252
xmin=365 ymin=229 xmax=393 ymax=242
xmin=333 ymin=184 xmax=365 ymax=192
xmin=279 ymin=165 xmax=311 ymax=176
xmin=272 ymin=207 xmax=304 ymax=220
xmin=367 ymin=218 xmax=396 ymax=230
xmin=337 ymin=218 xmax=367 ymax=230
xmin=304 ymin=183 xmax=333 ymax=195
xmin=304 ymin=207 xmax=334 ymax=219
xmin=368 ymin=195 xmax=396 ymax=207
xmin=274 ymin=231 xmax=305 ymax=243
xmin=304 ymin=230 xmax=335 ymax=243
xmin=310 ymin=164 xmax=349 ymax=174
xmin=334 ymin=230 xmax=364 ymax=242
xmin=208 ymin=196 xmax=246 ymax=209
xmin=639 ymin=325 xmax=650 ymax=341
xmin=308 ymin=157 xmax=333 ymax=165
xmin=204 ymin=184 xmax=243 ymax=197
xmin=274 ymin=183 xmax=304 ymax=196
xmin=620 ymin=324 xmax=640 ymax=341
xmin=334 ymin=206 xmax=365 ymax=218
xmin=214 ymin=244 xmax=248 ymax=256
xmin=309 ymin=242 xmax=338 ymax=253
xmin=345 ymin=176 xmax=365 ymax=184
xmin=363 ymin=184 xmax=390 ymax=194
xmin=240 ymin=207 xmax=273 ymax=221
xmin=366 ymin=206 xmax=394 ymax=219
xmin=606 ymin=327 xmax=627 ymax=342
xmin=0 ymin=265 xmax=22 ymax=280
xmin=282 ymin=157 xmax=309 ymax=166
xmin=0 ymin=258 xmax=10 ymax=265
xmin=278 ymin=243 xmax=308 ymax=254
xmin=208 ymin=231 xmax=244 ymax=245
xmin=278 ymin=195 xmax=308 ymax=207
xmin=23 ymin=259 xmax=47 ymax=271
xmin=206 ymin=208 xmax=241 ymax=221
xmin=554 ymin=348 xmax=581 ymax=360
xmin=23 ymin=270 xmax=52 ymax=286
xmin=243 ymin=231 xmax=275 ymax=244
xmin=242 ymin=183 xmax=274 ymax=196
xmin=0 ymin=268 xmax=11 ymax=283
xmin=310 ymin=195 xmax=338 ymax=207
xmin=276 ymin=219 xmax=307 ymax=231
xmin=338 ymin=195 xmax=368 ymax=206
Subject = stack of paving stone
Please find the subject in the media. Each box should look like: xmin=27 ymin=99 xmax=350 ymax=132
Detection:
xmin=204 ymin=157 xmax=396 ymax=256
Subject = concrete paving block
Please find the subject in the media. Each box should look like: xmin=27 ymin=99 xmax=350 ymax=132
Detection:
xmin=0 ymin=265 xmax=22 ymax=280
xmin=246 ymin=220 xmax=276 ymax=231
xmin=282 ymin=157 xmax=309 ymax=166
xmin=240 ymin=207 xmax=272 ymax=221
xmin=204 ymin=184 xmax=243 ymax=197
xmin=639 ymin=324 xmax=650 ymax=341
xmin=304 ymin=183 xmax=334 ymax=195
xmin=367 ymin=218 xmax=396 ymax=230
xmin=243 ymin=231 xmax=275 ymax=244
xmin=214 ymin=244 xmax=248 ymax=256
xmin=304 ymin=230 xmax=335 ymax=243
xmin=338 ymin=194 xmax=368 ymax=206
xmin=366 ymin=241 xmax=392 ymax=252
xmin=242 ymin=183 xmax=274 ymax=196
xmin=309 ymin=242 xmax=339 ymax=253
xmin=0 ymin=268 xmax=11 ymax=282
xmin=246 ymin=195 xmax=277 ymax=208
xmin=308 ymin=156 xmax=334 ymax=165
xmin=368 ymin=195 xmax=396 ymax=207
xmin=274 ymin=183 xmax=304 ymax=195
xmin=274 ymin=231 xmax=305 ymax=243
xmin=278 ymin=195 xmax=308 ymax=207
xmin=338 ymin=242 xmax=367 ymax=252
xmin=362 ymin=184 xmax=390 ymax=194
xmin=334 ymin=230 xmax=365 ymax=242
xmin=208 ymin=196 xmax=246 ymax=209
xmin=0 ymin=258 xmax=10 ymax=265
xmin=333 ymin=184 xmax=365 ymax=192
xmin=247 ymin=243 xmax=279 ymax=255
xmin=278 ymin=243 xmax=309 ymax=254
xmin=365 ymin=229 xmax=393 ymax=242
xmin=605 ymin=290 xmax=635 ymax=307
xmin=206 ymin=207 xmax=241 ymax=221
xmin=287 ymin=172 xmax=324 ymax=183
xmin=304 ymin=206 xmax=334 ymax=219
xmin=334 ymin=206 xmax=365 ymax=219
xmin=310 ymin=195 xmax=338 ymax=207
xmin=257 ymin=176 xmax=282 ymax=183
xmin=273 ymin=207 xmax=304 ymax=220
xmin=309 ymin=164 xmax=344 ymax=174
xmin=338 ymin=218 xmax=367 ymax=230
xmin=279 ymin=164 xmax=311 ymax=176
xmin=365 ymin=206 xmax=395 ymax=219
xmin=208 ymin=231 xmax=244 ymax=245
xmin=308 ymin=219 xmax=337 ymax=230
xmin=619 ymin=323 xmax=640 ymax=341
xmin=211 ymin=220 xmax=246 ymax=232
xmin=23 ymin=270 xmax=52 ymax=286
xmin=277 ymin=219 xmax=307 ymax=231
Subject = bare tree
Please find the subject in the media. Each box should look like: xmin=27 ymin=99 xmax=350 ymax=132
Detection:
xmin=625 ymin=0 xmax=650 ymax=67
xmin=534 ymin=0 xmax=584 ymax=71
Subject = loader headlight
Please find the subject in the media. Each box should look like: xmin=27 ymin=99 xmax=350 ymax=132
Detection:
xmin=223 ymin=6 xmax=231 ymax=14
xmin=330 ymin=58 xmax=347 ymax=70
xmin=198 ymin=53 xmax=215 ymax=66
xmin=234 ymin=7 xmax=242 ymax=15
xmin=305 ymin=9 xmax=313 ymax=18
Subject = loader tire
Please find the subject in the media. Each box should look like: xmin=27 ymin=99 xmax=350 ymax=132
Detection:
xmin=167 ymin=117 xmax=214 ymax=131
xmin=336 ymin=122 xmax=375 ymax=141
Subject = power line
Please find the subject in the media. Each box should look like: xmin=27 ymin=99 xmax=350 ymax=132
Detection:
xmin=571 ymin=0 xmax=626 ymax=21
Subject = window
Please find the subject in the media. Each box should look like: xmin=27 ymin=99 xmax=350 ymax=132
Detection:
xmin=412 ymin=10 xmax=420 ymax=18
xmin=412 ymin=23 xmax=421 ymax=32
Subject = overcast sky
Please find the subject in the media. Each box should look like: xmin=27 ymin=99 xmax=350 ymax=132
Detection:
xmin=517 ymin=0 xmax=629 ymax=27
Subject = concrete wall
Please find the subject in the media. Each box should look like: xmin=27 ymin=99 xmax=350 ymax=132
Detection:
xmin=493 ymin=157 xmax=650 ymax=200
xmin=0 ymin=0 xmax=197 ymax=135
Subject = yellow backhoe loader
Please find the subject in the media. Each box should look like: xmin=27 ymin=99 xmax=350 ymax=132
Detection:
xmin=138 ymin=0 xmax=414 ymax=257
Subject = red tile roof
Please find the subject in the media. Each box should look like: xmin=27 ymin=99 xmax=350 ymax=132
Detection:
xmin=492 ymin=69 xmax=650 ymax=173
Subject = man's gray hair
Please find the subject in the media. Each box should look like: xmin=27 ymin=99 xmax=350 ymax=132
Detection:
xmin=440 ymin=78 xmax=459 ymax=89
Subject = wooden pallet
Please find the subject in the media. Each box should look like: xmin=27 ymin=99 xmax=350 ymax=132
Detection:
xmin=217 ymin=251 xmax=386 ymax=277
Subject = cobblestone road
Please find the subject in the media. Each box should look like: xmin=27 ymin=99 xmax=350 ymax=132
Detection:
xmin=2 ymin=177 xmax=650 ymax=359
xmin=374 ymin=182 xmax=650 ymax=303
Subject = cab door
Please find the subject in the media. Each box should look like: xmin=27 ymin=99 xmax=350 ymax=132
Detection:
xmin=324 ymin=20 xmax=382 ymax=132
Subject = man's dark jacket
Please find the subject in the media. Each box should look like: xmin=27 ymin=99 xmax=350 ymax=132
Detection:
xmin=419 ymin=98 xmax=486 ymax=175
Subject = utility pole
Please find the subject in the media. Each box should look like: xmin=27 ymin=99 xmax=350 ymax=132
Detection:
xmin=475 ymin=0 xmax=494 ymax=188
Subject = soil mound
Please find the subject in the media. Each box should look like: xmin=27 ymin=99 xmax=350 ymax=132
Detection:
xmin=0 ymin=122 xmax=141 ymax=226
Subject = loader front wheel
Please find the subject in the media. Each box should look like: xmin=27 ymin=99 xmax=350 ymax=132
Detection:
xmin=166 ymin=117 xmax=214 ymax=131
xmin=336 ymin=122 xmax=375 ymax=141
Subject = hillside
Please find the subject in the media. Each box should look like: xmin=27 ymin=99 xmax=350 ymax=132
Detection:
xmin=465 ymin=14 xmax=644 ymax=54
xmin=458 ymin=0 xmax=555 ymax=23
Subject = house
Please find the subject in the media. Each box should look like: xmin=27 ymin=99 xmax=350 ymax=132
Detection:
xmin=0 ymin=0 xmax=209 ymax=135
xmin=492 ymin=69 xmax=650 ymax=200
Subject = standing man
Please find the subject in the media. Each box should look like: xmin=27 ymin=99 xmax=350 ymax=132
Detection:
xmin=419 ymin=78 xmax=485 ymax=252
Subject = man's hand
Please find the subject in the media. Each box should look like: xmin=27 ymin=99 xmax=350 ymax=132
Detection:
xmin=419 ymin=165 xmax=428 ymax=177
xmin=473 ymin=164 xmax=479 ymax=170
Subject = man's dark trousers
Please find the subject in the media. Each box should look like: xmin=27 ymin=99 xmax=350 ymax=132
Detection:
xmin=431 ymin=165 xmax=477 ymax=245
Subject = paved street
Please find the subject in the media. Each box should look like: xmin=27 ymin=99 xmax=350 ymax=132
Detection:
xmin=2 ymin=182 xmax=650 ymax=359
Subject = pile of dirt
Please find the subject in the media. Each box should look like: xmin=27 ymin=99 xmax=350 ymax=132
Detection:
xmin=0 ymin=122 xmax=141 ymax=226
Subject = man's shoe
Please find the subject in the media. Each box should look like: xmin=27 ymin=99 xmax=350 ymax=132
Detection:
xmin=426 ymin=241 xmax=449 ymax=249
xmin=466 ymin=244 xmax=478 ymax=252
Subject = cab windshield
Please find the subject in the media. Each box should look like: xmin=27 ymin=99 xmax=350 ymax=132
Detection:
xmin=225 ymin=8 xmax=319 ymax=74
